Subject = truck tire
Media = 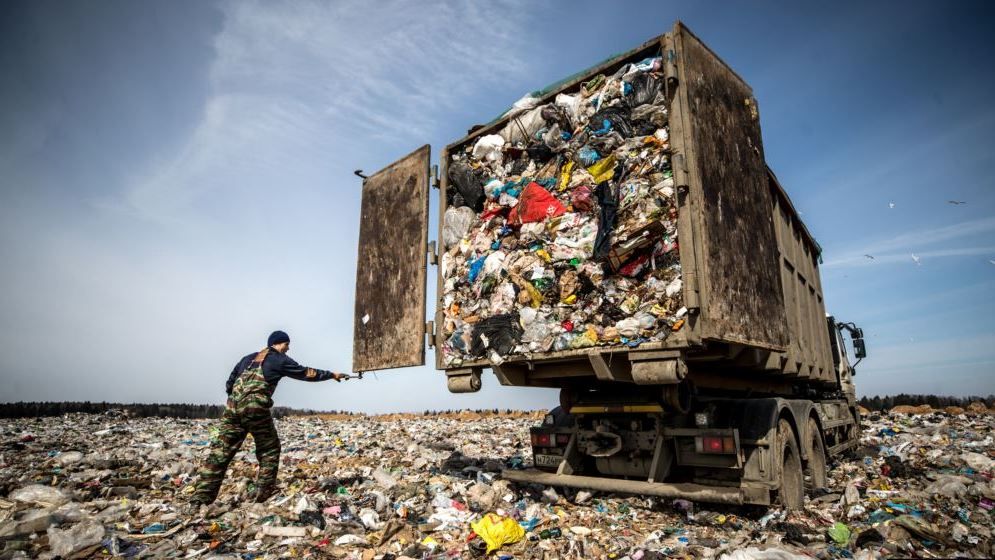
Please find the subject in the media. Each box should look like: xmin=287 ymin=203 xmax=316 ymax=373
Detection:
xmin=775 ymin=419 xmax=804 ymax=510
xmin=804 ymin=417 xmax=828 ymax=494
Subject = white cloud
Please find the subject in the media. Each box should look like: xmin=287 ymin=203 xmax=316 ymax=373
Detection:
xmin=121 ymin=0 xmax=537 ymax=221
xmin=823 ymin=216 xmax=995 ymax=268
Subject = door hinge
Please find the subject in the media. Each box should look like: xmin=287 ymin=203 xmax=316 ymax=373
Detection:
xmin=425 ymin=320 xmax=436 ymax=348
xmin=427 ymin=240 xmax=438 ymax=266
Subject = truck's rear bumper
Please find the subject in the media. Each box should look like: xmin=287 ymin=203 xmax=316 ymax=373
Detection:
xmin=501 ymin=469 xmax=770 ymax=505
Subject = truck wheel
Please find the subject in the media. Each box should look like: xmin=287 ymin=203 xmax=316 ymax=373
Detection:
xmin=804 ymin=417 xmax=828 ymax=494
xmin=775 ymin=419 xmax=804 ymax=510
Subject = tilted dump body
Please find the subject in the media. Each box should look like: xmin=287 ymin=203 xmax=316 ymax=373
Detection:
xmin=353 ymin=22 xmax=835 ymax=395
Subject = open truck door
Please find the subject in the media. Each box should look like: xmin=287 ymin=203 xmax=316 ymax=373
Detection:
xmin=352 ymin=145 xmax=431 ymax=373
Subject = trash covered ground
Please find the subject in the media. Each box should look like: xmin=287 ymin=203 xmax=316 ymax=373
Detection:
xmin=1 ymin=407 xmax=992 ymax=559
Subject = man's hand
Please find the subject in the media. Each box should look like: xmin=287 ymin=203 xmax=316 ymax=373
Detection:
xmin=332 ymin=372 xmax=347 ymax=382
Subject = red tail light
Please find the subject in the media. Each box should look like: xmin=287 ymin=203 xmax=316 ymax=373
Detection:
xmin=531 ymin=433 xmax=551 ymax=447
xmin=696 ymin=435 xmax=736 ymax=454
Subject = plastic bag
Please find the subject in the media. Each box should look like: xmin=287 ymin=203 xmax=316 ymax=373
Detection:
xmin=542 ymin=124 xmax=566 ymax=151
xmin=827 ymin=522 xmax=851 ymax=545
xmin=10 ymin=484 xmax=70 ymax=507
xmin=631 ymin=103 xmax=668 ymax=127
xmin=501 ymin=106 xmax=546 ymax=144
xmin=503 ymin=93 xmax=540 ymax=119
xmin=593 ymin=182 xmax=619 ymax=259
xmin=577 ymin=146 xmax=601 ymax=167
xmin=482 ymin=251 xmax=507 ymax=277
xmin=372 ymin=467 xmax=398 ymax=489
xmin=508 ymin=183 xmax=566 ymax=225
xmin=541 ymin=104 xmax=571 ymax=132
xmin=629 ymin=72 xmax=662 ymax=107
xmin=590 ymin=106 xmax=634 ymax=137
xmin=470 ymin=513 xmax=525 ymax=554
xmin=448 ymin=162 xmax=486 ymax=211
xmin=48 ymin=521 xmax=105 ymax=557
xmin=443 ymin=206 xmax=476 ymax=248
xmin=586 ymin=155 xmax=617 ymax=184
xmin=472 ymin=134 xmax=506 ymax=164
xmin=571 ymin=185 xmax=595 ymax=212
xmin=470 ymin=314 xmax=523 ymax=357
xmin=489 ymin=282 xmax=517 ymax=315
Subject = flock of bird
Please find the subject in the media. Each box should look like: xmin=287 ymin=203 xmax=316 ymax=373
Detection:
xmin=863 ymin=200 xmax=979 ymax=265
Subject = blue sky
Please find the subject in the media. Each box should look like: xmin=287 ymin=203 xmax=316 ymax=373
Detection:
xmin=1 ymin=0 xmax=992 ymax=412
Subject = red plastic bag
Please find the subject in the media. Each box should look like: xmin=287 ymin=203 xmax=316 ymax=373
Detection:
xmin=571 ymin=184 xmax=594 ymax=212
xmin=509 ymin=182 xmax=566 ymax=225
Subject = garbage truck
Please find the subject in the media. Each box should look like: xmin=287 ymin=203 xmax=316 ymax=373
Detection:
xmin=351 ymin=22 xmax=867 ymax=508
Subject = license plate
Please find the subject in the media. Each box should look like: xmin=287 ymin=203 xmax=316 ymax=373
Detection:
xmin=535 ymin=454 xmax=562 ymax=467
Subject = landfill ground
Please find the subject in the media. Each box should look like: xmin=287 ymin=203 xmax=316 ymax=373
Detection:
xmin=1 ymin=408 xmax=993 ymax=559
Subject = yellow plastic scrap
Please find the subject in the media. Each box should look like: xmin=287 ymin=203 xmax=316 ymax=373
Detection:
xmin=522 ymin=282 xmax=542 ymax=308
xmin=535 ymin=249 xmax=551 ymax=263
xmin=562 ymin=294 xmax=577 ymax=305
xmin=586 ymin=155 xmax=617 ymax=184
xmin=421 ymin=536 xmax=439 ymax=549
xmin=558 ymin=161 xmax=575 ymax=192
xmin=470 ymin=513 xmax=525 ymax=554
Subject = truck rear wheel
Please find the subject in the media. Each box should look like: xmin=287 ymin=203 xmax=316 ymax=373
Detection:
xmin=775 ymin=419 xmax=804 ymax=510
xmin=804 ymin=417 xmax=828 ymax=494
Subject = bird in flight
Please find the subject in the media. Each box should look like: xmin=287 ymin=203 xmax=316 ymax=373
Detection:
xmin=864 ymin=254 xmax=875 ymax=260
xmin=911 ymin=253 xmax=921 ymax=266
xmin=888 ymin=202 xmax=895 ymax=209
xmin=947 ymin=200 xmax=967 ymax=205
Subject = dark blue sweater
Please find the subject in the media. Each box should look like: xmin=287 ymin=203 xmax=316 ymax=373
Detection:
xmin=226 ymin=346 xmax=337 ymax=395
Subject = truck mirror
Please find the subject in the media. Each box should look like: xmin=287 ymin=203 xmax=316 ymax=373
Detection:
xmin=852 ymin=337 xmax=867 ymax=359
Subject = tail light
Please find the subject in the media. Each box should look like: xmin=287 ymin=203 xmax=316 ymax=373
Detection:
xmin=696 ymin=435 xmax=736 ymax=454
xmin=531 ymin=433 xmax=551 ymax=447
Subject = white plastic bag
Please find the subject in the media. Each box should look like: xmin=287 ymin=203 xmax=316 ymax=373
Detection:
xmin=442 ymin=207 xmax=475 ymax=249
xmin=47 ymin=521 xmax=105 ymax=557
xmin=10 ymin=484 xmax=69 ymax=507
xmin=472 ymin=134 xmax=505 ymax=164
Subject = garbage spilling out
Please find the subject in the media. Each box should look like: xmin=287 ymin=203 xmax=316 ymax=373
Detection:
xmin=1 ymin=407 xmax=993 ymax=559
xmin=441 ymin=52 xmax=684 ymax=366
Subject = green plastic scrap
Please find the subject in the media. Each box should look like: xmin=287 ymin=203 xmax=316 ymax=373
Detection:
xmin=828 ymin=522 xmax=851 ymax=545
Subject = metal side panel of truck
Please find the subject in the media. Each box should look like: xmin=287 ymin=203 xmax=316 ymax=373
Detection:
xmin=350 ymin=21 xmax=867 ymax=507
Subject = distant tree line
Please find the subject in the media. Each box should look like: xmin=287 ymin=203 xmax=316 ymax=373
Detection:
xmin=858 ymin=394 xmax=995 ymax=411
xmin=421 ymin=409 xmax=523 ymax=415
xmin=0 ymin=402 xmax=333 ymax=419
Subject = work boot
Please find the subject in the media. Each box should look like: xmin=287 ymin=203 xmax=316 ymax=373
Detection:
xmin=252 ymin=484 xmax=277 ymax=503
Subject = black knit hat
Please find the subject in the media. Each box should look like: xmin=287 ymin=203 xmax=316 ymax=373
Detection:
xmin=267 ymin=330 xmax=290 ymax=346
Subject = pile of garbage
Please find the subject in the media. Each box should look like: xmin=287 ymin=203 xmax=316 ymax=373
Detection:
xmin=441 ymin=52 xmax=684 ymax=367
xmin=1 ymin=407 xmax=992 ymax=559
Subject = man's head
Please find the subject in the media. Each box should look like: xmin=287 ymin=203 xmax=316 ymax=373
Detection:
xmin=267 ymin=330 xmax=290 ymax=354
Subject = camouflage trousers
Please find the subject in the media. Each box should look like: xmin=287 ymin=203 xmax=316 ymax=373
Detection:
xmin=191 ymin=408 xmax=281 ymax=504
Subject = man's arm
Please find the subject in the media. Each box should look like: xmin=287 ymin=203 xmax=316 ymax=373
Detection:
xmin=225 ymin=359 xmax=243 ymax=394
xmin=274 ymin=354 xmax=344 ymax=382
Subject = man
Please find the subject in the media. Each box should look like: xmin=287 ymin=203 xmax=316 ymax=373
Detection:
xmin=190 ymin=330 xmax=347 ymax=505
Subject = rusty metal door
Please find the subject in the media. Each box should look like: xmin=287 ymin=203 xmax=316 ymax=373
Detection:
xmin=352 ymin=145 xmax=431 ymax=372
xmin=673 ymin=23 xmax=788 ymax=351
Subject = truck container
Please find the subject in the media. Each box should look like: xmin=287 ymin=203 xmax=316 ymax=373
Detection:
xmin=352 ymin=22 xmax=867 ymax=507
